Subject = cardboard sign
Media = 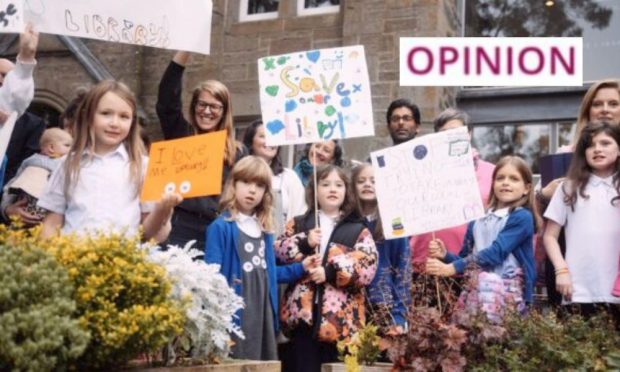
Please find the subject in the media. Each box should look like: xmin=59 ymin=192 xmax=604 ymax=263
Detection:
xmin=258 ymin=45 xmax=374 ymax=146
xmin=23 ymin=0 xmax=212 ymax=54
xmin=371 ymin=127 xmax=485 ymax=239
xmin=0 ymin=0 xmax=23 ymax=33
xmin=141 ymin=131 xmax=226 ymax=202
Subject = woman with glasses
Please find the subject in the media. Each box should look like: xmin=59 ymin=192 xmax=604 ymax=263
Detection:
xmin=156 ymin=51 xmax=247 ymax=249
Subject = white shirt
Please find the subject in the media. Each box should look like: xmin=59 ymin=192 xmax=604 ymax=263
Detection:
xmin=318 ymin=210 xmax=338 ymax=256
xmin=38 ymin=145 xmax=153 ymax=236
xmin=272 ymin=168 xmax=307 ymax=230
xmin=544 ymin=175 xmax=620 ymax=304
xmin=0 ymin=59 xmax=35 ymax=116
xmin=235 ymin=212 xmax=262 ymax=238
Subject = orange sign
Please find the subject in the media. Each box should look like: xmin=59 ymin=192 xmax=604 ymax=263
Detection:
xmin=141 ymin=130 xmax=227 ymax=201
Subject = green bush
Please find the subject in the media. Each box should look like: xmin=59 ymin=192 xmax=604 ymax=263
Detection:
xmin=0 ymin=244 xmax=89 ymax=372
xmin=469 ymin=311 xmax=620 ymax=371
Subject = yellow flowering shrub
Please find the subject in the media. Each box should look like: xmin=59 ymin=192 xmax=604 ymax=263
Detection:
xmin=0 ymin=226 xmax=185 ymax=370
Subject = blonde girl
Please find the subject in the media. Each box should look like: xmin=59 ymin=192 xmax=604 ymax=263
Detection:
xmin=157 ymin=51 xmax=247 ymax=248
xmin=205 ymin=155 xmax=313 ymax=361
xmin=39 ymin=80 xmax=179 ymax=240
xmin=275 ymin=164 xmax=377 ymax=372
xmin=427 ymin=156 xmax=538 ymax=319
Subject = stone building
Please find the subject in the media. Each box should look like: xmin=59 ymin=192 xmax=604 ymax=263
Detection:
xmin=2 ymin=0 xmax=618 ymax=170
xmin=0 ymin=0 xmax=459 ymax=164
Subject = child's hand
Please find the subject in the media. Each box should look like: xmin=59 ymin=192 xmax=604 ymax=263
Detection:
xmin=158 ymin=192 xmax=183 ymax=210
xmin=425 ymin=258 xmax=456 ymax=277
xmin=308 ymin=227 xmax=321 ymax=248
xmin=309 ymin=266 xmax=326 ymax=284
xmin=302 ymin=254 xmax=321 ymax=272
xmin=555 ymin=271 xmax=573 ymax=301
xmin=18 ymin=23 xmax=39 ymax=63
xmin=428 ymin=238 xmax=447 ymax=259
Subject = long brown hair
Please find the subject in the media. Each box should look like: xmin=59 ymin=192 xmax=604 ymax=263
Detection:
xmin=351 ymin=163 xmax=384 ymax=241
xmin=573 ymin=80 xmax=620 ymax=145
xmin=305 ymin=164 xmax=355 ymax=217
xmin=189 ymin=80 xmax=240 ymax=167
xmin=219 ymin=155 xmax=275 ymax=232
xmin=487 ymin=156 xmax=540 ymax=232
xmin=64 ymin=80 xmax=145 ymax=197
xmin=563 ymin=121 xmax=620 ymax=210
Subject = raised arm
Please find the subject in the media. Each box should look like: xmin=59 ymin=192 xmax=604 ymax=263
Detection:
xmin=0 ymin=23 xmax=38 ymax=116
xmin=155 ymin=51 xmax=192 ymax=139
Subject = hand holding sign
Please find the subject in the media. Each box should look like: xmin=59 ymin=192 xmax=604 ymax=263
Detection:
xmin=141 ymin=130 xmax=227 ymax=202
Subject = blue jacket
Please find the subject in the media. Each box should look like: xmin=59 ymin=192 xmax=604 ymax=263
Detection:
xmin=365 ymin=219 xmax=411 ymax=326
xmin=205 ymin=213 xmax=305 ymax=332
xmin=444 ymin=208 xmax=536 ymax=303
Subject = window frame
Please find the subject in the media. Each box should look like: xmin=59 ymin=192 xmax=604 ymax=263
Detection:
xmin=239 ymin=0 xmax=280 ymax=22
xmin=297 ymin=0 xmax=340 ymax=17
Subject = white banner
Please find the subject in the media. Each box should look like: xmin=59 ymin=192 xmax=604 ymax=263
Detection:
xmin=371 ymin=127 xmax=485 ymax=239
xmin=400 ymin=37 xmax=583 ymax=86
xmin=23 ymin=0 xmax=212 ymax=54
xmin=258 ymin=45 xmax=374 ymax=146
xmin=0 ymin=0 xmax=24 ymax=33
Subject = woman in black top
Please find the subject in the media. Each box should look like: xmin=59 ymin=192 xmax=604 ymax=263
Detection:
xmin=156 ymin=51 xmax=246 ymax=249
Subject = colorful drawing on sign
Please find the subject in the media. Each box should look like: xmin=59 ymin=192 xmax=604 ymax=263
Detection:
xmin=370 ymin=127 xmax=485 ymax=239
xmin=258 ymin=45 xmax=374 ymax=146
xmin=0 ymin=0 xmax=23 ymax=33
xmin=141 ymin=130 xmax=226 ymax=202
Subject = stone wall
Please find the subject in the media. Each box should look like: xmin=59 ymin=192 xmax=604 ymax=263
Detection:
xmin=26 ymin=0 xmax=459 ymax=162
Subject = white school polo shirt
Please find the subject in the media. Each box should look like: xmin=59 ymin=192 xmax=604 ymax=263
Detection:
xmin=544 ymin=175 xmax=620 ymax=304
xmin=38 ymin=145 xmax=153 ymax=237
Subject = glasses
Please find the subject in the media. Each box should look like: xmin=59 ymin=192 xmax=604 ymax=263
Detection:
xmin=196 ymin=100 xmax=224 ymax=114
xmin=390 ymin=115 xmax=414 ymax=124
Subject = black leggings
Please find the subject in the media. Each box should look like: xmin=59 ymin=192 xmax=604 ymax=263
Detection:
xmin=287 ymin=324 xmax=338 ymax=372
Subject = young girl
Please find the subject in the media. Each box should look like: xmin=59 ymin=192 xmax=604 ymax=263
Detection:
xmin=242 ymin=120 xmax=306 ymax=236
xmin=351 ymin=163 xmax=410 ymax=333
xmin=275 ymin=164 xmax=377 ymax=372
xmin=204 ymin=155 xmax=315 ymax=361
xmin=426 ymin=156 xmax=538 ymax=319
xmin=543 ymin=122 xmax=620 ymax=319
xmin=38 ymin=80 xmax=179 ymax=241
xmin=157 ymin=51 xmax=247 ymax=248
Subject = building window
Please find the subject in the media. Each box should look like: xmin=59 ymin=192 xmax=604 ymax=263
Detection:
xmin=464 ymin=0 xmax=618 ymax=82
xmin=239 ymin=0 xmax=279 ymax=22
xmin=297 ymin=0 xmax=340 ymax=16
xmin=472 ymin=121 xmax=574 ymax=174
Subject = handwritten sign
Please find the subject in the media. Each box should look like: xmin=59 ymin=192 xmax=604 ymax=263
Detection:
xmin=141 ymin=130 xmax=226 ymax=202
xmin=371 ymin=127 xmax=485 ymax=239
xmin=0 ymin=0 xmax=23 ymax=33
xmin=258 ymin=45 xmax=374 ymax=146
xmin=23 ymin=0 xmax=212 ymax=54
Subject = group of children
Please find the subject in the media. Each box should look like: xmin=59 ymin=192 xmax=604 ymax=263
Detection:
xmin=4 ymin=70 xmax=617 ymax=370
